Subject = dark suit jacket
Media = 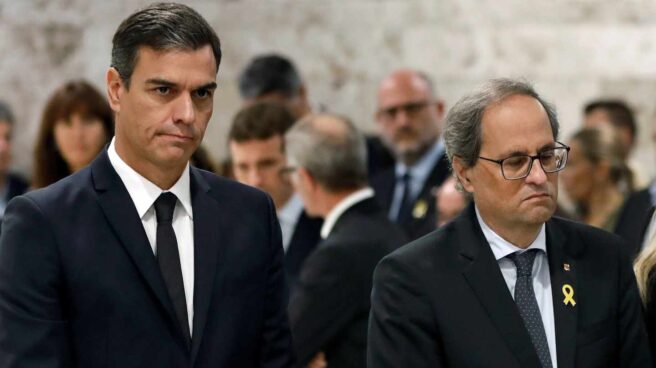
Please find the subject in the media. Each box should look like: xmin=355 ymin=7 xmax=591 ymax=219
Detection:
xmin=614 ymin=188 xmax=654 ymax=257
xmin=368 ymin=204 xmax=651 ymax=368
xmin=284 ymin=211 xmax=322 ymax=295
xmin=289 ymin=197 xmax=407 ymax=368
xmin=0 ymin=150 xmax=294 ymax=368
xmin=370 ymin=152 xmax=450 ymax=241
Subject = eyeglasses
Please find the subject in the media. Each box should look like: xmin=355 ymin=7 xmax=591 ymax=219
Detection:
xmin=478 ymin=143 xmax=570 ymax=180
xmin=376 ymin=101 xmax=429 ymax=122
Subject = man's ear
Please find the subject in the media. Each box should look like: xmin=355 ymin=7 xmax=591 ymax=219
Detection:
xmin=452 ymin=156 xmax=474 ymax=193
xmin=106 ymin=67 xmax=124 ymax=113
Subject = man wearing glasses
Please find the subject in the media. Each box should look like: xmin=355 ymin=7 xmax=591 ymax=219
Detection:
xmin=368 ymin=78 xmax=651 ymax=367
xmin=371 ymin=69 xmax=451 ymax=240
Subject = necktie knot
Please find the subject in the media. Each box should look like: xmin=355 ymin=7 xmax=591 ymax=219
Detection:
xmin=155 ymin=192 xmax=177 ymax=223
xmin=507 ymin=249 xmax=539 ymax=278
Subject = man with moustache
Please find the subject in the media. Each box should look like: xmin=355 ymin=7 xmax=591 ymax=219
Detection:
xmin=368 ymin=79 xmax=651 ymax=367
xmin=371 ymin=69 xmax=450 ymax=240
xmin=0 ymin=3 xmax=293 ymax=367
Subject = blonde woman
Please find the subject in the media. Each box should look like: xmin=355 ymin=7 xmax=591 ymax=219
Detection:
xmin=634 ymin=208 xmax=656 ymax=358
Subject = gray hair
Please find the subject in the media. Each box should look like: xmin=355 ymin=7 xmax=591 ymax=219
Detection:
xmin=444 ymin=78 xmax=559 ymax=168
xmin=111 ymin=2 xmax=221 ymax=88
xmin=0 ymin=101 xmax=14 ymax=124
xmin=285 ymin=113 xmax=368 ymax=192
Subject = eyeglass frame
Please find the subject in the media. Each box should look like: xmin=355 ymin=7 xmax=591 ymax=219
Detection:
xmin=477 ymin=142 xmax=570 ymax=180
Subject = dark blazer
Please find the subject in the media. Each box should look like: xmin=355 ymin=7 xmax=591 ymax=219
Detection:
xmin=614 ymin=188 xmax=654 ymax=257
xmin=368 ymin=204 xmax=651 ymax=368
xmin=289 ymin=197 xmax=407 ymax=368
xmin=0 ymin=150 xmax=294 ymax=368
xmin=4 ymin=173 xmax=28 ymax=203
xmin=284 ymin=211 xmax=322 ymax=295
xmin=370 ymin=152 xmax=450 ymax=241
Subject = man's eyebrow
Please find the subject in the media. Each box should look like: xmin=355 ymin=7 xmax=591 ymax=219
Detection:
xmin=145 ymin=78 xmax=177 ymax=87
xmin=196 ymin=82 xmax=217 ymax=90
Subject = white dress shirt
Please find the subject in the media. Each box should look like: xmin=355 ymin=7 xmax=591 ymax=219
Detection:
xmin=476 ymin=207 xmax=557 ymax=367
xmin=278 ymin=194 xmax=304 ymax=253
xmin=320 ymin=187 xmax=375 ymax=239
xmin=108 ymin=138 xmax=195 ymax=333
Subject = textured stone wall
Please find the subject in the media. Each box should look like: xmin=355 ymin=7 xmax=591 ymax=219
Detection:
xmin=2 ymin=0 xmax=656 ymax=181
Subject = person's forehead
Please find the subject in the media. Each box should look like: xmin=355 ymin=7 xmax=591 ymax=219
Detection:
xmin=132 ymin=45 xmax=218 ymax=78
xmin=230 ymin=136 xmax=284 ymax=156
xmin=377 ymin=74 xmax=431 ymax=106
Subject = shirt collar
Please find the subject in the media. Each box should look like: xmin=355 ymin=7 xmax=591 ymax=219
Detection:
xmin=395 ymin=139 xmax=445 ymax=180
xmin=107 ymin=137 xmax=193 ymax=219
xmin=475 ymin=205 xmax=546 ymax=260
xmin=278 ymin=193 xmax=304 ymax=225
xmin=320 ymin=187 xmax=374 ymax=239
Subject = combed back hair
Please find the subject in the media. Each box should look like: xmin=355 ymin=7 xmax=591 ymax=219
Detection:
xmin=285 ymin=113 xmax=368 ymax=192
xmin=570 ymin=126 xmax=634 ymax=191
xmin=228 ymin=103 xmax=296 ymax=145
xmin=238 ymin=54 xmax=302 ymax=99
xmin=584 ymin=99 xmax=637 ymax=141
xmin=111 ymin=2 xmax=221 ymax=88
xmin=0 ymin=101 xmax=15 ymax=125
xmin=444 ymin=78 xmax=559 ymax=169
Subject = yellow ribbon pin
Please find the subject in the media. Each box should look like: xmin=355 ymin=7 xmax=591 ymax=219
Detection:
xmin=562 ymin=284 xmax=576 ymax=306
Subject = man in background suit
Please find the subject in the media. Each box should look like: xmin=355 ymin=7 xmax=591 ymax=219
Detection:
xmin=286 ymin=113 xmax=407 ymax=368
xmin=0 ymin=101 xmax=28 ymax=221
xmin=0 ymin=3 xmax=293 ymax=367
xmin=238 ymin=54 xmax=394 ymax=179
xmin=371 ymin=69 xmax=450 ymax=240
xmin=228 ymin=102 xmax=322 ymax=295
xmin=368 ymin=78 xmax=651 ymax=367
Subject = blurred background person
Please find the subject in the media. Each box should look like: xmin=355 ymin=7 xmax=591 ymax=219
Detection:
xmin=633 ymin=222 xmax=656 ymax=359
xmin=228 ymin=102 xmax=322 ymax=295
xmin=190 ymin=145 xmax=218 ymax=174
xmin=238 ymin=53 xmax=394 ymax=179
xmin=434 ymin=175 xmax=467 ymax=228
xmin=561 ymin=126 xmax=633 ymax=233
xmin=286 ymin=113 xmax=406 ymax=368
xmin=371 ymin=69 xmax=450 ymax=240
xmin=0 ymin=101 xmax=28 ymax=221
xmin=32 ymin=80 xmax=113 ymax=188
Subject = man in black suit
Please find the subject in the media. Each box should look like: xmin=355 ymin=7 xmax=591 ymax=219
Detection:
xmin=228 ymin=102 xmax=322 ymax=296
xmin=0 ymin=3 xmax=293 ymax=367
xmin=285 ymin=113 xmax=407 ymax=368
xmin=615 ymin=187 xmax=654 ymax=257
xmin=368 ymin=78 xmax=652 ymax=367
xmin=371 ymin=69 xmax=450 ymax=240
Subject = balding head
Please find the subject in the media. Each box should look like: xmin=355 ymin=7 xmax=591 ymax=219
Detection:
xmin=285 ymin=113 xmax=368 ymax=193
xmin=376 ymin=69 xmax=444 ymax=166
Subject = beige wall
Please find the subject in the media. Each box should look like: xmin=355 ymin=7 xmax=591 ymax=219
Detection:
xmin=2 ymin=0 xmax=656 ymax=182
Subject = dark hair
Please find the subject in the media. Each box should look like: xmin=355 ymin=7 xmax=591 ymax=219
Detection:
xmin=584 ymin=99 xmax=637 ymax=142
xmin=229 ymin=102 xmax=296 ymax=144
xmin=111 ymin=2 xmax=222 ymax=88
xmin=33 ymin=80 xmax=114 ymax=188
xmin=0 ymin=101 xmax=15 ymax=125
xmin=238 ymin=54 xmax=302 ymax=99
xmin=190 ymin=145 xmax=218 ymax=173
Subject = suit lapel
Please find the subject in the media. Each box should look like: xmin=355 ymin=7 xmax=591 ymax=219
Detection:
xmin=546 ymin=220 xmax=580 ymax=368
xmin=459 ymin=205 xmax=542 ymax=367
xmin=189 ymin=169 xmax=225 ymax=364
xmin=91 ymin=151 xmax=181 ymax=336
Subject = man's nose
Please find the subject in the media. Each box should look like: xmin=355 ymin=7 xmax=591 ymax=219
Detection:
xmin=173 ymin=93 xmax=195 ymax=125
xmin=525 ymin=157 xmax=548 ymax=184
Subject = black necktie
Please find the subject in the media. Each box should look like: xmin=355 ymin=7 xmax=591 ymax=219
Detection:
xmin=397 ymin=172 xmax=413 ymax=223
xmin=155 ymin=192 xmax=191 ymax=347
xmin=507 ymin=249 xmax=553 ymax=368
